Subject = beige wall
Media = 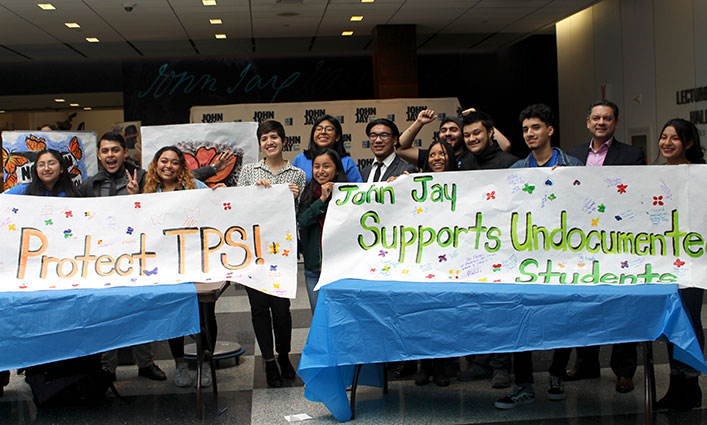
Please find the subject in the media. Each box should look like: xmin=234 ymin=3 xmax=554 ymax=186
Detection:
xmin=557 ymin=0 xmax=706 ymax=164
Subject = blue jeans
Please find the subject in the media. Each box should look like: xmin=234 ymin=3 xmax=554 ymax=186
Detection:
xmin=304 ymin=270 xmax=321 ymax=313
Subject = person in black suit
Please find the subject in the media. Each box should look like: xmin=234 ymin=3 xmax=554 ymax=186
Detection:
xmin=559 ymin=100 xmax=646 ymax=394
xmin=360 ymin=118 xmax=417 ymax=183
xmin=566 ymin=100 xmax=645 ymax=166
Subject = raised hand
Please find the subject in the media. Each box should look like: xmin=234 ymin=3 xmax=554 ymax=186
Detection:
xmin=126 ymin=169 xmax=139 ymax=194
xmin=417 ymin=109 xmax=438 ymax=125
xmin=213 ymin=150 xmax=236 ymax=172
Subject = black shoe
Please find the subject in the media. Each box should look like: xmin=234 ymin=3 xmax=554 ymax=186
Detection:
xmin=138 ymin=364 xmax=167 ymax=381
xmin=265 ymin=360 xmax=282 ymax=388
xmin=104 ymin=369 xmax=117 ymax=382
xmin=278 ymin=355 xmax=296 ymax=380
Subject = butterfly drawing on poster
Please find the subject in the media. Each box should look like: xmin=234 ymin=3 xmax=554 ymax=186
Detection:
xmin=2 ymin=131 xmax=97 ymax=191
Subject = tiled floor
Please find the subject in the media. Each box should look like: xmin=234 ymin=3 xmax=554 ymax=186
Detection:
xmin=1 ymin=265 xmax=705 ymax=424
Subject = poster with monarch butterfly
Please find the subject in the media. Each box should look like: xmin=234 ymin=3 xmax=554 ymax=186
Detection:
xmin=2 ymin=131 xmax=97 ymax=191
xmin=141 ymin=122 xmax=258 ymax=187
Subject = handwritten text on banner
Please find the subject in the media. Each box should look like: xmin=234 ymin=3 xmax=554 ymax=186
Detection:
xmin=0 ymin=186 xmax=298 ymax=298
xmin=317 ymin=165 xmax=707 ymax=290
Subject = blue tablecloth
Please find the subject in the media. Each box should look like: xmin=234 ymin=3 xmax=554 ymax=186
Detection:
xmin=298 ymin=280 xmax=707 ymax=422
xmin=0 ymin=284 xmax=200 ymax=371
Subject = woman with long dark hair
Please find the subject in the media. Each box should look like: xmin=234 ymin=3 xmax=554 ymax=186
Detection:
xmin=2 ymin=148 xmax=81 ymax=396
xmin=292 ymin=114 xmax=362 ymax=183
xmin=656 ymin=118 xmax=705 ymax=411
xmin=142 ymin=145 xmax=217 ymax=388
xmin=4 ymin=149 xmax=80 ymax=197
xmin=297 ymin=149 xmax=349 ymax=312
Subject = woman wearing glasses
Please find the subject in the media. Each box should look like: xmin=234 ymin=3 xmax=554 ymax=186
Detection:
xmin=292 ymin=114 xmax=362 ymax=183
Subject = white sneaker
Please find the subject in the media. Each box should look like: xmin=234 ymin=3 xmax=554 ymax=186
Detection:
xmin=174 ymin=363 xmax=193 ymax=388
xmin=200 ymin=363 xmax=212 ymax=388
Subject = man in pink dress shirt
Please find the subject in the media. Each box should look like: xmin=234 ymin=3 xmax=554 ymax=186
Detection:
xmin=563 ymin=100 xmax=646 ymax=394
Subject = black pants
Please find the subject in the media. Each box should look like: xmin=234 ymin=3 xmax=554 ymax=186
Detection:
xmin=667 ymin=288 xmax=705 ymax=376
xmin=513 ymin=350 xmax=569 ymax=385
xmin=168 ymin=302 xmax=218 ymax=358
xmin=246 ymin=287 xmax=292 ymax=360
xmin=565 ymin=343 xmax=637 ymax=379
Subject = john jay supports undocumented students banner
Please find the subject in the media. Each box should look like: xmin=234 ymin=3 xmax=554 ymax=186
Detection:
xmin=317 ymin=165 xmax=707 ymax=290
xmin=0 ymin=185 xmax=298 ymax=298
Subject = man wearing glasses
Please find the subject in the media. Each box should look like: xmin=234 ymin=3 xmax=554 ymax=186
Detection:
xmin=360 ymin=118 xmax=417 ymax=183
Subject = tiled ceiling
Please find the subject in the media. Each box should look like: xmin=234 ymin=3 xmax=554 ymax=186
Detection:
xmin=0 ymin=0 xmax=599 ymax=62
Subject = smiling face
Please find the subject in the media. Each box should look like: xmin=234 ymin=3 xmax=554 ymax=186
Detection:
xmin=522 ymin=117 xmax=554 ymax=151
xmin=587 ymin=105 xmax=618 ymax=142
xmin=439 ymin=121 xmax=463 ymax=150
xmin=464 ymin=121 xmax=493 ymax=155
xmin=312 ymin=153 xmax=337 ymax=185
xmin=368 ymin=124 xmax=396 ymax=160
xmin=259 ymin=130 xmax=284 ymax=159
xmin=156 ymin=149 xmax=182 ymax=184
xmin=313 ymin=120 xmax=340 ymax=149
xmin=659 ymin=125 xmax=691 ymax=164
xmin=35 ymin=152 xmax=62 ymax=189
xmin=427 ymin=143 xmax=448 ymax=172
xmin=97 ymin=139 xmax=128 ymax=174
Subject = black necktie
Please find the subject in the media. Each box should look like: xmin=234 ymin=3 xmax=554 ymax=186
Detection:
xmin=373 ymin=162 xmax=383 ymax=182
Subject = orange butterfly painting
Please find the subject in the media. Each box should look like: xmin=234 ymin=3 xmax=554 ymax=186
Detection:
xmin=183 ymin=146 xmax=238 ymax=185
xmin=25 ymin=135 xmax=47 ymax=151
xmin=3 ymin=146 xmax=30 ymax=190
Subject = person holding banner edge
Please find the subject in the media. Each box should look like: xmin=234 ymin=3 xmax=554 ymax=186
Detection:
xmin=558 ymin=100 xmax=646 ymax=394
xmin=237 ymin=120 xmax=305 ymax=388
xmin=655 ymin=118 xmax=705 ymax=411
xmin=411 ymin=138 xmax=458 ymax=388
xmin=292 ymin=114 xmax=362 ymax=183
xmin=496 ymin=104 xmax=583 ymax=410
xmin=2 ymin=148 xmax=84 ymax=397
xmin=141 ymin=145 xmax=223 ymax=388
xmin=297 ymin=149 xmax=349 ymax=312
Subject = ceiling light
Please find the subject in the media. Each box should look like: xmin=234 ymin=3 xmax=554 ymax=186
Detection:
xmin=215 ymin=34 xmax=227 ymax=39
xmin=210 ymin=18 xmax=222 ymax=24
xmin=83 ymin=107 xmax=92 ymax=111
xmin=37 ymin=3 xmax=56 ymax=10
xmin=85 ymin=37 xmax=100 ymax=43
xmin=350 ymin=16 xmax=363 ymax=22
xmin=54 ymin=98 xmax=65 ymax=103
xmin=70 ymin=103 xmax=79 ymax=107
xmin=361 ymin=0 xmax=375 ymax=3
xmin=65 ymin=22 xmax=80 ymax=29
xmin=202 ymin=0 xmax=216 ymax=5
xmin=0 ymin=110 xmax=6 ymax=114
xmin=341 ymin=31 xmax=354 ymax=36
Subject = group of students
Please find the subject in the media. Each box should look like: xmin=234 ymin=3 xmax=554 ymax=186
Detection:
xmin=1 ymin=102 xmax=704 ymax=414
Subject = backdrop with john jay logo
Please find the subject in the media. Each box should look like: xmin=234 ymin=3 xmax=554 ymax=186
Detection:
xmin=189 ymin=98 xmax=461 ymax=170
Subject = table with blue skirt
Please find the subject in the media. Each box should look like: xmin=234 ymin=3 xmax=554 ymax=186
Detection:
xmin=297 ymin=280 xmax=707 ymax=422
xmin=0 ymin=283 xmax=200 ymax=371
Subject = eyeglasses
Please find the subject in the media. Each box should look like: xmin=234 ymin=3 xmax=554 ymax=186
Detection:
xmin=368 ymin=132 xmax=392 ymax=141
xmin=315 ymin=126 xmax=336 ymax=133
